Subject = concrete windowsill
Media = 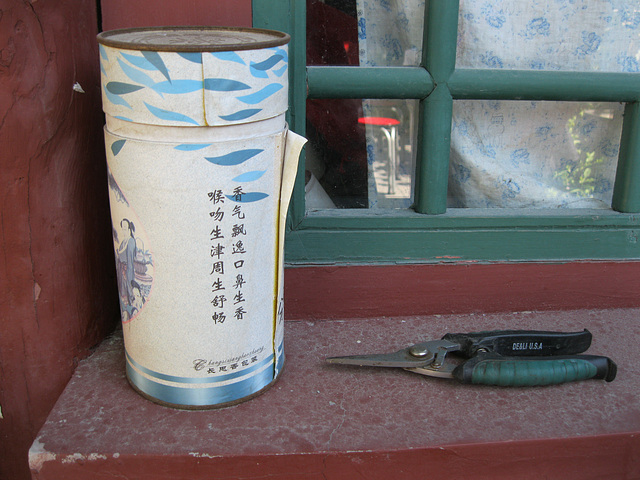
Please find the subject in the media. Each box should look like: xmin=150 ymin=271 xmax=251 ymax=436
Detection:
xmin=30 ymin=309 xmax=640 ymax=479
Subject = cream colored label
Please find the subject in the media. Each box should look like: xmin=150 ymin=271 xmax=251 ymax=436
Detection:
xmin=106 ymin=128 xmax=286 ymax=379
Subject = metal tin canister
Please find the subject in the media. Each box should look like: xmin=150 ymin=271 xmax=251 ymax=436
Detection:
xmin=97 ymin=27 xmax=305 ymax=409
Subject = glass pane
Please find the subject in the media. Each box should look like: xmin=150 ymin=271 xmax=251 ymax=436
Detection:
xmin=449 ymin=100 xmax=623 ymax=208
xmin=307 ymin=0 xmax=359 ymax=66
xmin=306 ymin=98 xmax=418 ymax=209
xmin=457 ymin=0 xmax=640 ymax=72
xmin=307 ymin=0 xmax=425 ymax=67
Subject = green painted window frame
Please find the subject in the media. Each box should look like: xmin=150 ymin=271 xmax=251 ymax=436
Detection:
xmin=253 ymin=0 xmax=640 ymax=263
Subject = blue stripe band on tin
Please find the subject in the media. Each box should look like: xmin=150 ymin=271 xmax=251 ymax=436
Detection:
xmin=125 ymin=350 xmax=274 ymax=385
xmin=126 ymin=361 xmax=275 ymax=406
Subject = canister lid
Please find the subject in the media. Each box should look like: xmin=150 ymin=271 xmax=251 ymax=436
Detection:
xmin=97 ymin=26 xmax=290 ymax=52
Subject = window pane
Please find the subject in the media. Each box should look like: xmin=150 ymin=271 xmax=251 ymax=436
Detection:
xmin=306 ymin=98 xmax=417 ymax=209
xmin=457 ymin=0 xmax=640 ymax=72
xmin=449 ymin=101 xmax=623 ymax=208
xmin=307 ymin=0 xmax=359 ymax=66
xmin=307 ymin=0 xmax=425 ymax=67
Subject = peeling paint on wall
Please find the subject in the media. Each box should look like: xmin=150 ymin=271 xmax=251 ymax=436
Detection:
xmin=28 ymin=438 xmax=57 ymax=472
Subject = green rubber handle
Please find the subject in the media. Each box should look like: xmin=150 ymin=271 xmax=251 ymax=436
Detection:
xmin=453 ymin=354 xmax=617 ymax=386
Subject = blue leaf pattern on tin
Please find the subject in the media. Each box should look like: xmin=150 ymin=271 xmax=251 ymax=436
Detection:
xmin=250 ymin=54 xmax=285 ymax=71
xmin=102 ymin=43 xmax=287 ymax=126
xmin=249 ymin=66 xmax=269 ymax=79
xmin=104 ymin=88 xmax=132 ymax=109
xmin=143 ymin=102 xmax=199 ymax=125
xmin=205 ymin=149 xmax=263 ymax=166
xmin=268 ymin=47 xmax=288 ymax=63
xmin=106 ymin=82 xmax=145 ymax=95
xmin=236 ymin=84 xmax=283 ymax=105
xmin=174 ymin=143 xmax=213 ymax=151
xmin=219 ymin=109 xmax=262 ymax=121
xmin=210 ymin=51 xmax=246 ymax=65
xmin=111 ymin=139 xmax=126 ymax=156
xmin=151 ymin=79 xmax=203 ymax=95
xmin=232 ymin=170 xmax=267 ymax=182
xmin=203 ymin=78 xmax=251 ymax=91
xmin=99 ymin=44 xmax=109 ymax=61
xmin=226 ymin=192 xmax=269 ymax=203
xmin=142 ymin=51 xmax=171 ymax=83
xmin=272 ymin=65 xmax=288 ymax=77
xmin=121 ymin=52 xmax=158 ymax=71
xmin=117 ymin=59 xmax=157 ymax=89
xmin=177 ymin=52 xmax=202 ymax=64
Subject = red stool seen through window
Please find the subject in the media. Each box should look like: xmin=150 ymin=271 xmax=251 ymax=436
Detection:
xmin=358 ymin=116 xmax=401 ymax=195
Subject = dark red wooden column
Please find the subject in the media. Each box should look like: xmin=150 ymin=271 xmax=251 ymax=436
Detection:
xmin=100 ymin=0 xmax=252 ymax=31
xmin=0 ymin=1 xmax=119 ymax=478
xmin=0 ymin=2 xmax=253 ymax=479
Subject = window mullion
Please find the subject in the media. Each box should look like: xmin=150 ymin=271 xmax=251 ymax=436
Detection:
xmin=613 ymin=102 xmax=640 ymax=213
xmin=306 ymin=66 xmax=433 ymax=99
xmin=414 ymin=87 xmax=453 ymax=214
xmin=414 ymin=0 xmax=459 ymax=214
xmin=287 ymin=0 xmax=308 ymax=226
xmin=449 ymin=69 xmax=640 ymax=101
xmin=253 ymin=0 xmax=307 ymax=225
xmin=422 ymin=0 xmax=459 ymax=82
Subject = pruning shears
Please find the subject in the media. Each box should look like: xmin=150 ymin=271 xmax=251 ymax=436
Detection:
xmin=326 ymin=329 xmax=617 ymax=386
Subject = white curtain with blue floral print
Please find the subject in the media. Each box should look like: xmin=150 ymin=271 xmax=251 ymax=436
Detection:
xmin=357 ymin=0 xmax=640 ymax=208
xmin=357 ymin=0 xmax=424 ymax=67
xmin=452 ymin=0 xmax=640 ymax=208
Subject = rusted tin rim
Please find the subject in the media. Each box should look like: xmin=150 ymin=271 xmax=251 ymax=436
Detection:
xmin=97 ymin=26 xmax=290 ymax=52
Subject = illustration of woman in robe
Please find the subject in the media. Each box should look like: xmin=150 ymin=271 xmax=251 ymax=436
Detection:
xmin=117 ymin=218 xmax=137 ymax=315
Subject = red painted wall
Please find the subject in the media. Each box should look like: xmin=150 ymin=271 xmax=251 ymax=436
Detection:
xmin=284 ymin=262 xmax=640 ymax=320
xmin=101 ymin=0 xmax=252 ymax=31
xmin=0 ymin=2 xmax=252 ymax=480
xmin=0 ymin=1 xmax=119 ymax=479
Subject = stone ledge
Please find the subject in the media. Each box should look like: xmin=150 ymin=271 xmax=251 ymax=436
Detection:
xmin=30 ymin=309 xmax=640 ymax=479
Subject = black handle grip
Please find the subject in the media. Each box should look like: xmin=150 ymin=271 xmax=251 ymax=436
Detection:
xmin=442 ymin=329 xmax=592 ymax=357
xmin=453 ymin=354 xmax=617 ymax=386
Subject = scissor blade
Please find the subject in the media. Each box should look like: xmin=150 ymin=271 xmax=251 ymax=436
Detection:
xmin=326 ymin=346 xmax=435 ymax=368
xmin=405 ymin=364 xmax=456 ymax=378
